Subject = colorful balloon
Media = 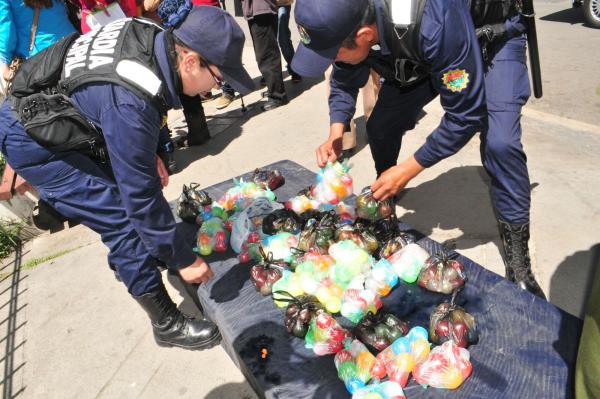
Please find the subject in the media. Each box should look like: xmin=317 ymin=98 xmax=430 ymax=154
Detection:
xmin=387 ymin=243 xmax=430 ymax=283
xmin=304 ymin=310 xmax=352 ymax=356
xmin=412 ymin=341 xmax=473 ymax=389
xmin=334 ymin=340 xmax=377 ymax=394
xmin=373 ymin=326 xmax=431 ymax=387
xmin=351 ymin=381 xmax=406 ymax=399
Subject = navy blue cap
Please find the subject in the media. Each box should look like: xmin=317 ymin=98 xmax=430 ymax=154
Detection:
xmin=292 ymin=0 xmax=368 ymax=77
xmin=174 ymin=6 xmax=254 ymax=95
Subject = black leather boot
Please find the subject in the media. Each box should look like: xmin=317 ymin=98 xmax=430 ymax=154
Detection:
xmin=133 ymin=282 xmax=221 ymax=350
xmin=498 ymin=219 xmax=547 ymax=299
xmin=182 ymin=94 xmax=210 ymax=146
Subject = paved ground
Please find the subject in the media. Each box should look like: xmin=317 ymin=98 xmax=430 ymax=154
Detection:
xmin=1 ymin=2 xmax=599 ymax=398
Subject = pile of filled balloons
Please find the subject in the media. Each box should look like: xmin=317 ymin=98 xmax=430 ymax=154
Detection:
xmin=180 ymin=162 xmax=480 ymax=396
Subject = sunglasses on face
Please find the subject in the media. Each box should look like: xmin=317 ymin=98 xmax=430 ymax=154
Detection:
xmin=200 ymin=57 xmax=224 ymax=87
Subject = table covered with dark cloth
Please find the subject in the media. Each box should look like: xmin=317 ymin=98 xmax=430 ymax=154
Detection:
xmin=185 ymin=160 xmax=581 ymax=399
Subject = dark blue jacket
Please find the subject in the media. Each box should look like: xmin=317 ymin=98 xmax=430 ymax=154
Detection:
xmin=329 ymin=0 xmax=487 ymax=168
xmin=67 ymin=31 xmax=195 ymax=270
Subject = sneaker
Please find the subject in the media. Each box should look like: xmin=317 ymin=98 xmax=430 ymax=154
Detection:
xmin=215 ymin=93 xmax=234 ymax=110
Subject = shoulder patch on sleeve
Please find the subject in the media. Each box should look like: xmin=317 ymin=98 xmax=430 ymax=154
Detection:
xmin=442 ymin=69 xmax=470 ymax=92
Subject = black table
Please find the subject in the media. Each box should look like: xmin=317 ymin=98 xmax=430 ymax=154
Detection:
xmin=189 ymin=160 xmax=581 ymax=399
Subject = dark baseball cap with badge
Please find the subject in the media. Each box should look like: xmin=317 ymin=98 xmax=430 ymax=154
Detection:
xmin=291 ymin=0 xmax=369 ymax=77
xmin=174 ymin=6 xmax=255 ymax=95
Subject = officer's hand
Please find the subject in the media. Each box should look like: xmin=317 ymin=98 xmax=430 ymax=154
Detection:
xmin=317 ymin=123 xmax=346 ymax=168
xmin=156 ymin=155 xmax=169 ymax=188
xmin=316 ymin=137 xmax=343 ymax=168
xmin=371 ymin=156 xmax=425 ymax=201
xmin=178 ymin=257 xmax=214 ymax=284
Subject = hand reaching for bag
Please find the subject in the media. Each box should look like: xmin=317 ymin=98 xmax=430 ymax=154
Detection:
xmin=371 ymin=156 xmax=425 ymax=201
xmin=179 ymin=257 xmax=214 ymax=284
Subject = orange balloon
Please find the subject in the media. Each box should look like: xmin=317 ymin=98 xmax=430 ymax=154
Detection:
xmin=356 ymin=351 xmax=375 ymax=371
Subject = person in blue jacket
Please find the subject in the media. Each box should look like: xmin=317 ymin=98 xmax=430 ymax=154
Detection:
xmin=0 ymin=0 xmax=75 ymax=68
xmin=0 ymin=6 xmax=255 ymax=349
xmin=291 ymin=0 xmax=546 ymax=298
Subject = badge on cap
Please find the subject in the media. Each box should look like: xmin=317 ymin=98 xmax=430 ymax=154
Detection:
xmin=442 ymin=69 xmax=469 ymax=92
xmin=298 ymin=25 xmax=311 ymax=45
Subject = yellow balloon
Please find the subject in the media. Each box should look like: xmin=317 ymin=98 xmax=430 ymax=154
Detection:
xmin=329 ymin=284 xmax=344 ymax=298
xmin=326 ymin=297 xmax=342 ymax=314
xmin=411 ymin=339 xmax=431 ymax=364
xmin=394 ymin=353 xmax=416 ymax=372
xmin=440 ymin=367 xmax=464 ymax=389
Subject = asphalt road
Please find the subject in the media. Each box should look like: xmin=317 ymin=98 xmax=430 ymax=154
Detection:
xmin=531 ymin=0 xmax=600 ymax=126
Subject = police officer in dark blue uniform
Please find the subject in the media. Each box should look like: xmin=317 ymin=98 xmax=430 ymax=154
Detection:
xmin=291 ymin=0 xmax=546 ymax=298
xmin=0 ymin=6 xmax=255 ymax=349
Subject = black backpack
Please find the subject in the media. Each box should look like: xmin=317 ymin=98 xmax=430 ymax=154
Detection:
xmin=10 ymin=32 xmax=107 ymax=160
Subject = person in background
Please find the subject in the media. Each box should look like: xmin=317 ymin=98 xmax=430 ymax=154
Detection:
xmin=78 ymin=0 xmax=139 ymax=33
xmin=241 ymin=0 xmax=288 ymax=111
xmin=189 ymin=0 xmax=238 ymax=109
xmin=275 ymin=0 xmax=300 ymax=83
xmin=1 ymin=0 xmax=76 ymax=78
xmin=324 ymin=65 xmax=380 ymax=160
xmin=157 ymin=0 xmax=211 ymax=158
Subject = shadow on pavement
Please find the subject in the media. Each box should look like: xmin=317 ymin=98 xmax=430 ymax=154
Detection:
xmin=204 ymin=381 xmax=258 ymax=399
xmin=549 ymin=244 xmax=599 ymax=318
xmin=0 ymin=243 xmax=27 ymax=399
xmin=394 ymin=165 xmax=501 ymax=252
xmin=540 ymin=7 xmax=586 ymax=25
xmin=172 ymin=75 xmax=323 ymax=174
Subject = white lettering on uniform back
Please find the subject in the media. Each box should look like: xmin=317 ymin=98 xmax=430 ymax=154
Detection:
xmin=64 ymin=18 xmax=127 ymax=77
xmin=63 ymin=29 xmax=99 ymax=77
xmin=92 ymin=39 xmax=117 ymax=51
xmin=88 ymin=56 xmax=113 ymax=70
xmin=102 ymin=19 xmax=127 ymax=33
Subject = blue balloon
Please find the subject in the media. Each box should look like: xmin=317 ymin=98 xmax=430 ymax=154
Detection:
xmin=347 ymin=377 xmax=366 ymax=394
xmin=408 ymin=326 xmax=429 ymax=342
xmin=391 ymin=337 xmax=411 ymax=354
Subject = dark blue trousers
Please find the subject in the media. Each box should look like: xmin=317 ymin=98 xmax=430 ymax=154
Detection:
xmin=0 ymin=101 xmax=162 ymax=296
xmin=366 ymin=35 xmax=531 ymax=224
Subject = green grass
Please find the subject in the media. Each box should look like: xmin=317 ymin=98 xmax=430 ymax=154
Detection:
xmin=20 ymin=247 xmax=80 ymax=271
xmin=0 ymin=221 xmax=21 ymax=259
xmin=0 ymin=246 xmax=80 ymax=280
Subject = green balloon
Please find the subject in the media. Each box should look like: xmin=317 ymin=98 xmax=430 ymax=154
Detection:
xmin=338 ymin=361 xmax=357 ymax=380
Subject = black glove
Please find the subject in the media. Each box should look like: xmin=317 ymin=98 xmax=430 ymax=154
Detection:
xmin=475 ymin=23 xmax=507 ymax=46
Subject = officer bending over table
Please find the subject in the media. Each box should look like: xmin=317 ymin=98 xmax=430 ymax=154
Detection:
xmin=291 ymin=0 xmax=545 ymax=298
xmin=0 ymin=6 xmax=255 ymax=349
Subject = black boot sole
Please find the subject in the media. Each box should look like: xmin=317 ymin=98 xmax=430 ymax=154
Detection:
xmin=154 ymin=330 xmax=222 ymax=350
